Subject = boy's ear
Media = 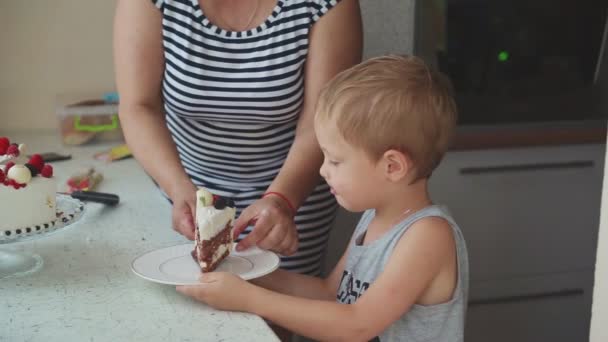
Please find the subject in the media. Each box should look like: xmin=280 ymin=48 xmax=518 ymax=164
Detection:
xmin=382 ymin=149 xmax=412 ymax=181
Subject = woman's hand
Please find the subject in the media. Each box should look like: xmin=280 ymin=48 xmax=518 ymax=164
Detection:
xmin=169 ymin=181 xmax=197 ymax=240
xmin=176 ymin=272 xmax=254 ymax=312
xmin=233 ymin=195 xmax=299 ymax=256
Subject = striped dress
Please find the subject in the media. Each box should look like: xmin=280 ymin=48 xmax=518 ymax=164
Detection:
xmin=151 ymin=0 xmax=340 ymax=274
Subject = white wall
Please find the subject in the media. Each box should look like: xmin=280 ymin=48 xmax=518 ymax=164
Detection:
xmin=359 ymin=0 xmax=415 ymax=58
xmin=0 ymin=0 xmax=117 ymax=131
xmin=591 ymin=131 xmax=608 ymax=341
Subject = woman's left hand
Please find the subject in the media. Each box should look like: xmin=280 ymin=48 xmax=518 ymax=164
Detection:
xmin=232 ymin=196 xmax=299 ymax=256
xmin=176 ymin=272 xmax=252 ymax=311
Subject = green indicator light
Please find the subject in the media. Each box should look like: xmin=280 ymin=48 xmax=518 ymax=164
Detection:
xmin=498 ymin=51 xmax=509 ymax=62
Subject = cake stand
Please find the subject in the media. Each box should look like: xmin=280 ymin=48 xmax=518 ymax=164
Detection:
xmin=0 ymin=194 xmax=85 ymax=279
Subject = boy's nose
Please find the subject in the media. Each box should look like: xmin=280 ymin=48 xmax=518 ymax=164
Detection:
xmin=319 ymin=161 xmax=328 ymax=179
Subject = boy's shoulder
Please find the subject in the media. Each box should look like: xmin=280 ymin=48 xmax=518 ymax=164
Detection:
xmin=406 ymin=215 xmax=455 ymax=241
xmin=395 ymin=206 xmax=458 ymax=252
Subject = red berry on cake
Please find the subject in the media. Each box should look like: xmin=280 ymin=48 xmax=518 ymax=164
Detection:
xmin=0 ymin=137 xmax=9 ymax=155
xmin=5 ymin=161 xmax=15 ymax=173
xmin=10 ymin=179 xmax=20 ymax=189
xmin=6 ymin=144 xmax=19 ymax=157
xmin=28 ymin=154 xmax=45 ymax=172
xmin=40 ymin=164 xmax=53 ymax=178
xmin=0 ymin=169 xmax=4 ymax=183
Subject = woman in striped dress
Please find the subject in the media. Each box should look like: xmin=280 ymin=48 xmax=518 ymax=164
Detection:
xmin=114 ymin=0 xmax=362 ymax=275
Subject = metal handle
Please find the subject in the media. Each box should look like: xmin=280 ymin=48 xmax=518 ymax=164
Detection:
xmin=469 ymin=288 xmax=584 ymax=306
xmin=460 ymin=161 xmax=594 ymax=175
xmin=70 ymin=191 xmax=120 ymax=206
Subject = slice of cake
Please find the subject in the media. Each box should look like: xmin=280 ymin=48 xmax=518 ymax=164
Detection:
xmin=192 ymin=188 xmax=236 ymax=272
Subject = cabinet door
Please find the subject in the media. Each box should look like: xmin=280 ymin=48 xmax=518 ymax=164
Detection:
xmin=465 ymin=271 xmax=593 ymax=342
xmin=429 ymin=144 xmax=604 ymax=282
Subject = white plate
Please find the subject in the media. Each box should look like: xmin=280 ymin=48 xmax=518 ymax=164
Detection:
xmin=131 ymin=243 xmax=280 ymax=285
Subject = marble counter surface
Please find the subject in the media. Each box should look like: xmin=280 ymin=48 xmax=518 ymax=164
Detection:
xmin=0 ymin=131 xmax=278 ymax=342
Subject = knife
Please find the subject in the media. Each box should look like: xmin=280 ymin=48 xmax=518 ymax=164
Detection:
xmin=59 ymin=191 xmax=120 ymax=206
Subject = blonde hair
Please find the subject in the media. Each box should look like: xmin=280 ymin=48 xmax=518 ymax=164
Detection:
xmin=315 ymin=55 xmax=457 ymax=180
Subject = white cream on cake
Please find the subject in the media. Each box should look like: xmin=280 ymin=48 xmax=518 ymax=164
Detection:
xmin=195 ymin=204 xmax=236 ymax=240
xmin=0 ymin=139 xmax=57 ymax=235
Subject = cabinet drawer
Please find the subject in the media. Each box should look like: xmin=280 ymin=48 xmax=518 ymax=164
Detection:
xmin=430 ymin=144 xmax=604 ymax=282
xmin=465 ymin=271 xmax=593 ymax=342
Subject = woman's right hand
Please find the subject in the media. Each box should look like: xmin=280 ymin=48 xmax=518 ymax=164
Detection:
xmin=169 ymin=181 xmax=198 ymax=240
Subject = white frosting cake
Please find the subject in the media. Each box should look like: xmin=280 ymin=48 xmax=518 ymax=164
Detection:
xmin=0 ymin=138 xmax=57 ymax=235
xmin=0 ymin=177 xmax=56 ymax=231
xmin=193 ymin=188 xmax=236 ymax=272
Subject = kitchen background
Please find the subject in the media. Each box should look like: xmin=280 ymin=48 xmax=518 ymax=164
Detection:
xmin=1 ymin=1 xmax=607 ymax=341
xmin=0 ymin=0 xmax=414 ymax=130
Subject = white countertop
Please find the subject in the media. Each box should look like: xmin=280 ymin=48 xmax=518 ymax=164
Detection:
xmin=0 ymin=131 xmax=278 ymax=342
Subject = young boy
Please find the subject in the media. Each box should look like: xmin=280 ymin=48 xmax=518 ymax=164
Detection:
xmin=177 ymin=55 xmax=469 ymax=342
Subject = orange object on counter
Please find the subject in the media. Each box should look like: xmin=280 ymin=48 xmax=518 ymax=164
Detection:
xmin=66 ymin=167 xmax=103 ymax=193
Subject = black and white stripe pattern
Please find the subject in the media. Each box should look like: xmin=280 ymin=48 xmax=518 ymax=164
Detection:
xmin=153 ymin=0 xmax=340 ymax=274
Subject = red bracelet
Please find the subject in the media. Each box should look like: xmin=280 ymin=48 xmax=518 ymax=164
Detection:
xmin=262 ymin=191 xmax=296 ymax=215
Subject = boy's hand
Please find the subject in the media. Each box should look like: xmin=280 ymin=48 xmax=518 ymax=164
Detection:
xmin=176 ymin=272 xmax=253 ymax=312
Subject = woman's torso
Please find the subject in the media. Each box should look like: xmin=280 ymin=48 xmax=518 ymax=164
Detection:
xmin=154 ymin=0 xmax=339 ymax=188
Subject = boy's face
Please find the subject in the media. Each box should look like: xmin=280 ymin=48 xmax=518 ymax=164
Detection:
xmin=316 ymin=120 xmax=384 ymax=212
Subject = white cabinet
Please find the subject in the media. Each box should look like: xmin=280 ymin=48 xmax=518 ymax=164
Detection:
xmin=429 ymin=143 xmax=605 ymax=342
xmin=466 ymin=271 xmax=594 ymax=342
xmin=430 ymin=144 xmax=604 ymax=282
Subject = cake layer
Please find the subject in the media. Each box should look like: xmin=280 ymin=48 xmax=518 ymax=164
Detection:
xmin=0 ymin=177 xmax=57 ymax=230
xmin=195 ymin=223 xmax=232 ymax=272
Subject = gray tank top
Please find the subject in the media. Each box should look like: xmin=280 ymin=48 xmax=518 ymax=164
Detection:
xmin=336 ymin=205 xmax=469 ymax=342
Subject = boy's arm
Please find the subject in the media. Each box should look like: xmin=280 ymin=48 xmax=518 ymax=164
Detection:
xmin=247 ymin=218 xmax=456 ymax=341
xmin=252 ymin=244 xmax=353 ymax=300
